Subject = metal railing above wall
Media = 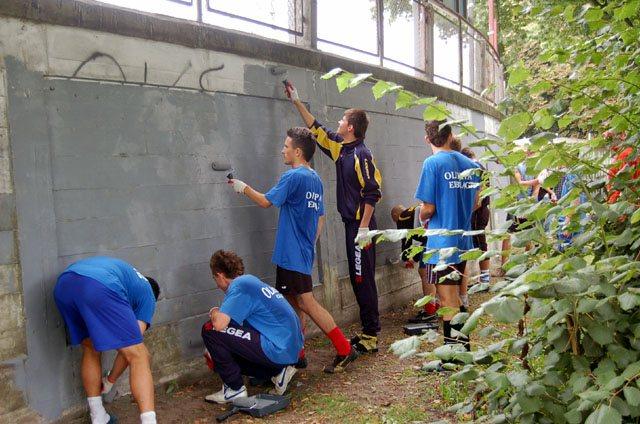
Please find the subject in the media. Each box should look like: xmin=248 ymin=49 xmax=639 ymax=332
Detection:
xmin=96 ymin=0 xmax=504 ymax=104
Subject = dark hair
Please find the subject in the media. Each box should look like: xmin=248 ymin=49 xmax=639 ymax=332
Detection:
xmin=450 ymin=137 xmax=462 ymax=152
xmin=287 ymin=127 xmax=316 ymax=161
xmin=345 ymin=109 xmax=369 ymax=139
xmin=145 ymin=276 xmax=160 ymax=300
xmin=210 ymin=250 xmax=245 ymax=279
xmin=461 ymin=147 xmax=475 ymax=159
xmin=425 ymin=120 xmax=452 ymax=147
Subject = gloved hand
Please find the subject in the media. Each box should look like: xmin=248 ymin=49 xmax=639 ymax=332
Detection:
xmin=284 ymin=82 xmax=300 ymax=102
xmin=101 ymin=375 xmax=115 ymax=395
xmin=355 ymin=227 xmax=372 ymax=247
xmin=228 ymin=179 xmax=247 ymax=194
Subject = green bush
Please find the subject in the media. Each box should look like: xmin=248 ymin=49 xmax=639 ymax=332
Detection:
xmin=322 ymin=1 xmax=639 ymax=422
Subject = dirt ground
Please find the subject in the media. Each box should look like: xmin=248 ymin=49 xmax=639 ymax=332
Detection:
xmin=101 ymin=294 xmax=494 ymax=424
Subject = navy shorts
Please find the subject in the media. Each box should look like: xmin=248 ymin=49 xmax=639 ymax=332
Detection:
xmin=424 ymin=262 xmax=467 ymax=286
xmin=54 ymin=272 xmax=143 ymax=352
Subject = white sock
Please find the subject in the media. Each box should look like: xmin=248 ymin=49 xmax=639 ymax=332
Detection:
xmin=460 ymin=294 xmax=469 ymax=307
xmin=140 ymin=411 xmax=157 ymax=424
xmin=87 ymin=396 xmax=109 ymax=424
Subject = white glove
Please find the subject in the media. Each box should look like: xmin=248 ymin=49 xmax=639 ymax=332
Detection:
xmin=101 ymin=375 xmax=114 ymax=395
xmin=229 ymin=179 xmax=247 ymax=194
xmin=285 ymin=84 xmax=300 ymax=102
xmin=355 ymin=227 xmax=371 ymax=246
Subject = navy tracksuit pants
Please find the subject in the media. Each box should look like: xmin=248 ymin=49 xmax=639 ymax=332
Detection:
xmin=201 ymin=320 xmax=284 ymax=390
xmin=344 ymin=217 xmax=380 ymax=336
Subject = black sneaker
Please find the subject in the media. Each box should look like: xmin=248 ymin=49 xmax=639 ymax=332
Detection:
xmin=350 ymin=334 xmax=378 ymax=353
xmin=323 ymin=347 xmax=359 ymax=373
xmin=295 ymin=356 xmax=308 ymax=369
xmin=408 ymin=310 xmax=439 ymax=324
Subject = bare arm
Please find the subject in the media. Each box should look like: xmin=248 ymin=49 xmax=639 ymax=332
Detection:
xmin=473 ymin=189 xmax=481 ymax=211
xmin=420 ymin=202 xmax=436 ymax=222
xmin=316 ymin=215 xmax=325 ymax=243
xmin=293 ymin=99 xmax=315 ymax=128
xmin=515 ymin=169 xmax=539 ymax=187
xmin=285 ymin=83 xmax=315 ymax=127
xmin=360 ymin=203 xmax=375 ymax=228
xmin=209 ymin=308 xmax=231 ymax=332
xmin=243 ymin=185 xmax=272 ymax=208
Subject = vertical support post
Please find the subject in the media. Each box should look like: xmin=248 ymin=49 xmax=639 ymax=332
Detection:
xmin=376 ymin=0 xmax=384 ymax=67
xmin=424 ymin=4 xmax=434 ymax=82
xmin=413 ymin=1 xmax=426 ymax=78
xmin=458 ymin=17 xmax=463 ymax=91
xmin=488 ymin=0 xmax=498 ymax=51
xmin=297 ymin=0 xmax=316 ymax=48
xmin=196 ymin=0 xmax=202 ymax=23
xmin=309 ymin=0 xmax=317 ymax=49
xmin=292 ymin=0 xmax=305 ymax=46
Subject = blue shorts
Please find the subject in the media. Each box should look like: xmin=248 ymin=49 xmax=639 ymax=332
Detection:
xmin=54 ymin=272 xmax=143 ymax=352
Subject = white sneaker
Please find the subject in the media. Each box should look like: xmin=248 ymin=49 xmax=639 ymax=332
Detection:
xmin=269 ymin=365 xmax=297 ymax=395
xmin=204 ymin=384 xmax=248 ymax=404
xmin=480 ymin=272 xmax=491 ymax=284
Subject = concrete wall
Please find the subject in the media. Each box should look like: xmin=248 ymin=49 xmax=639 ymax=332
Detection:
xmin=0 ymin=2 xmax=500 ymax=421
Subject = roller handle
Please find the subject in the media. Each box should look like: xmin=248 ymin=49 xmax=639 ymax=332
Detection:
xmin=216 ymin=406 xmax=239 ymax=422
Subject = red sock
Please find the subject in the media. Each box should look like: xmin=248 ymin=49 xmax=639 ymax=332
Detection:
xmin=298 ymin=348 xmax=305 ymax=360
xmin=204 ymin=350 xmax=215 ymax=370
xmin=327 ymin=327 xmax=351 ymax=356
xmin=424 ymin=301 xmax=438 ymax=315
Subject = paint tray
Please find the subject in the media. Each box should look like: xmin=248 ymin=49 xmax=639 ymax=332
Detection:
xmin=216 ymin=393 xmax=290 ymax=421
xmin=403 ymin=322 xmax=439 ymax=335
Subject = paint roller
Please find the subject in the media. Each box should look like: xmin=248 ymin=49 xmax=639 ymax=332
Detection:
xmin=211 ymin=157 xmax=234 ymax=179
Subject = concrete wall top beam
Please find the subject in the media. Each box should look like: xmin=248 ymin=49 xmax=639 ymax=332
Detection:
xmin=0 ymin=0 xmax=502 ymax=120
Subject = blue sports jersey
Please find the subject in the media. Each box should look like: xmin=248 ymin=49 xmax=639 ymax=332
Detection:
xmin=62 ymin=256 xmax=156 ymax=325
xmin=265 ymin=166 xmax=324 ymax=275
xmin=415 ymin=151 xmax=480 ymax=264
xmin=219 ymin=274 xmax=303 ymax=365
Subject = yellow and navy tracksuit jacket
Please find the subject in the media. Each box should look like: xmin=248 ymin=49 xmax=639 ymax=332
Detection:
xmin=309 ymin=120 xmax=382 ymax=222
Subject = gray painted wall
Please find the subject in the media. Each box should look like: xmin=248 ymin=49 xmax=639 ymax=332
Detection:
xmin=0 ymin=11 xmax=500 ymax=422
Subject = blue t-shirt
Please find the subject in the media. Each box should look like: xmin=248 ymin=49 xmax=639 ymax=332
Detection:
xmin=265 ymin=166 xmax=324 ymax=275
xmin=219 ymin=275 xmax=303 ymax=365
xmin=62 ymin=256 xmax=156 ymax=325
xmin=415 ymin=151 xmax=480 ymax=264
xmin=557 ymin=173 xmax=587 ymax=238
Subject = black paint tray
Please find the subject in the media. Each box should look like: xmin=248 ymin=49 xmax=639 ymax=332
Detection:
xmin=216 ymin=393 xmax=290 ymax=422
xmin=403 ymin=322 xmax=439 ymax=335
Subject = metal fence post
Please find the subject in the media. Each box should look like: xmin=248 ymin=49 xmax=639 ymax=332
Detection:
xmin=376 ymin=0 xmax=384 ymax=67
xmin=458 ymin=16 xmax=463 ymax=91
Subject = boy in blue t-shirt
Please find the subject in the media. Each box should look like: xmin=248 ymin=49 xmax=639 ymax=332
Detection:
xmin=415 ymin=121 xmax=480 ymax=351
xmin=228 ymin=128 xmax=358 ymax=374
xmin=201 ymin=250 xmax=303 ymax=403
xmin=54 ymin=256 xmax=160 ymax=424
